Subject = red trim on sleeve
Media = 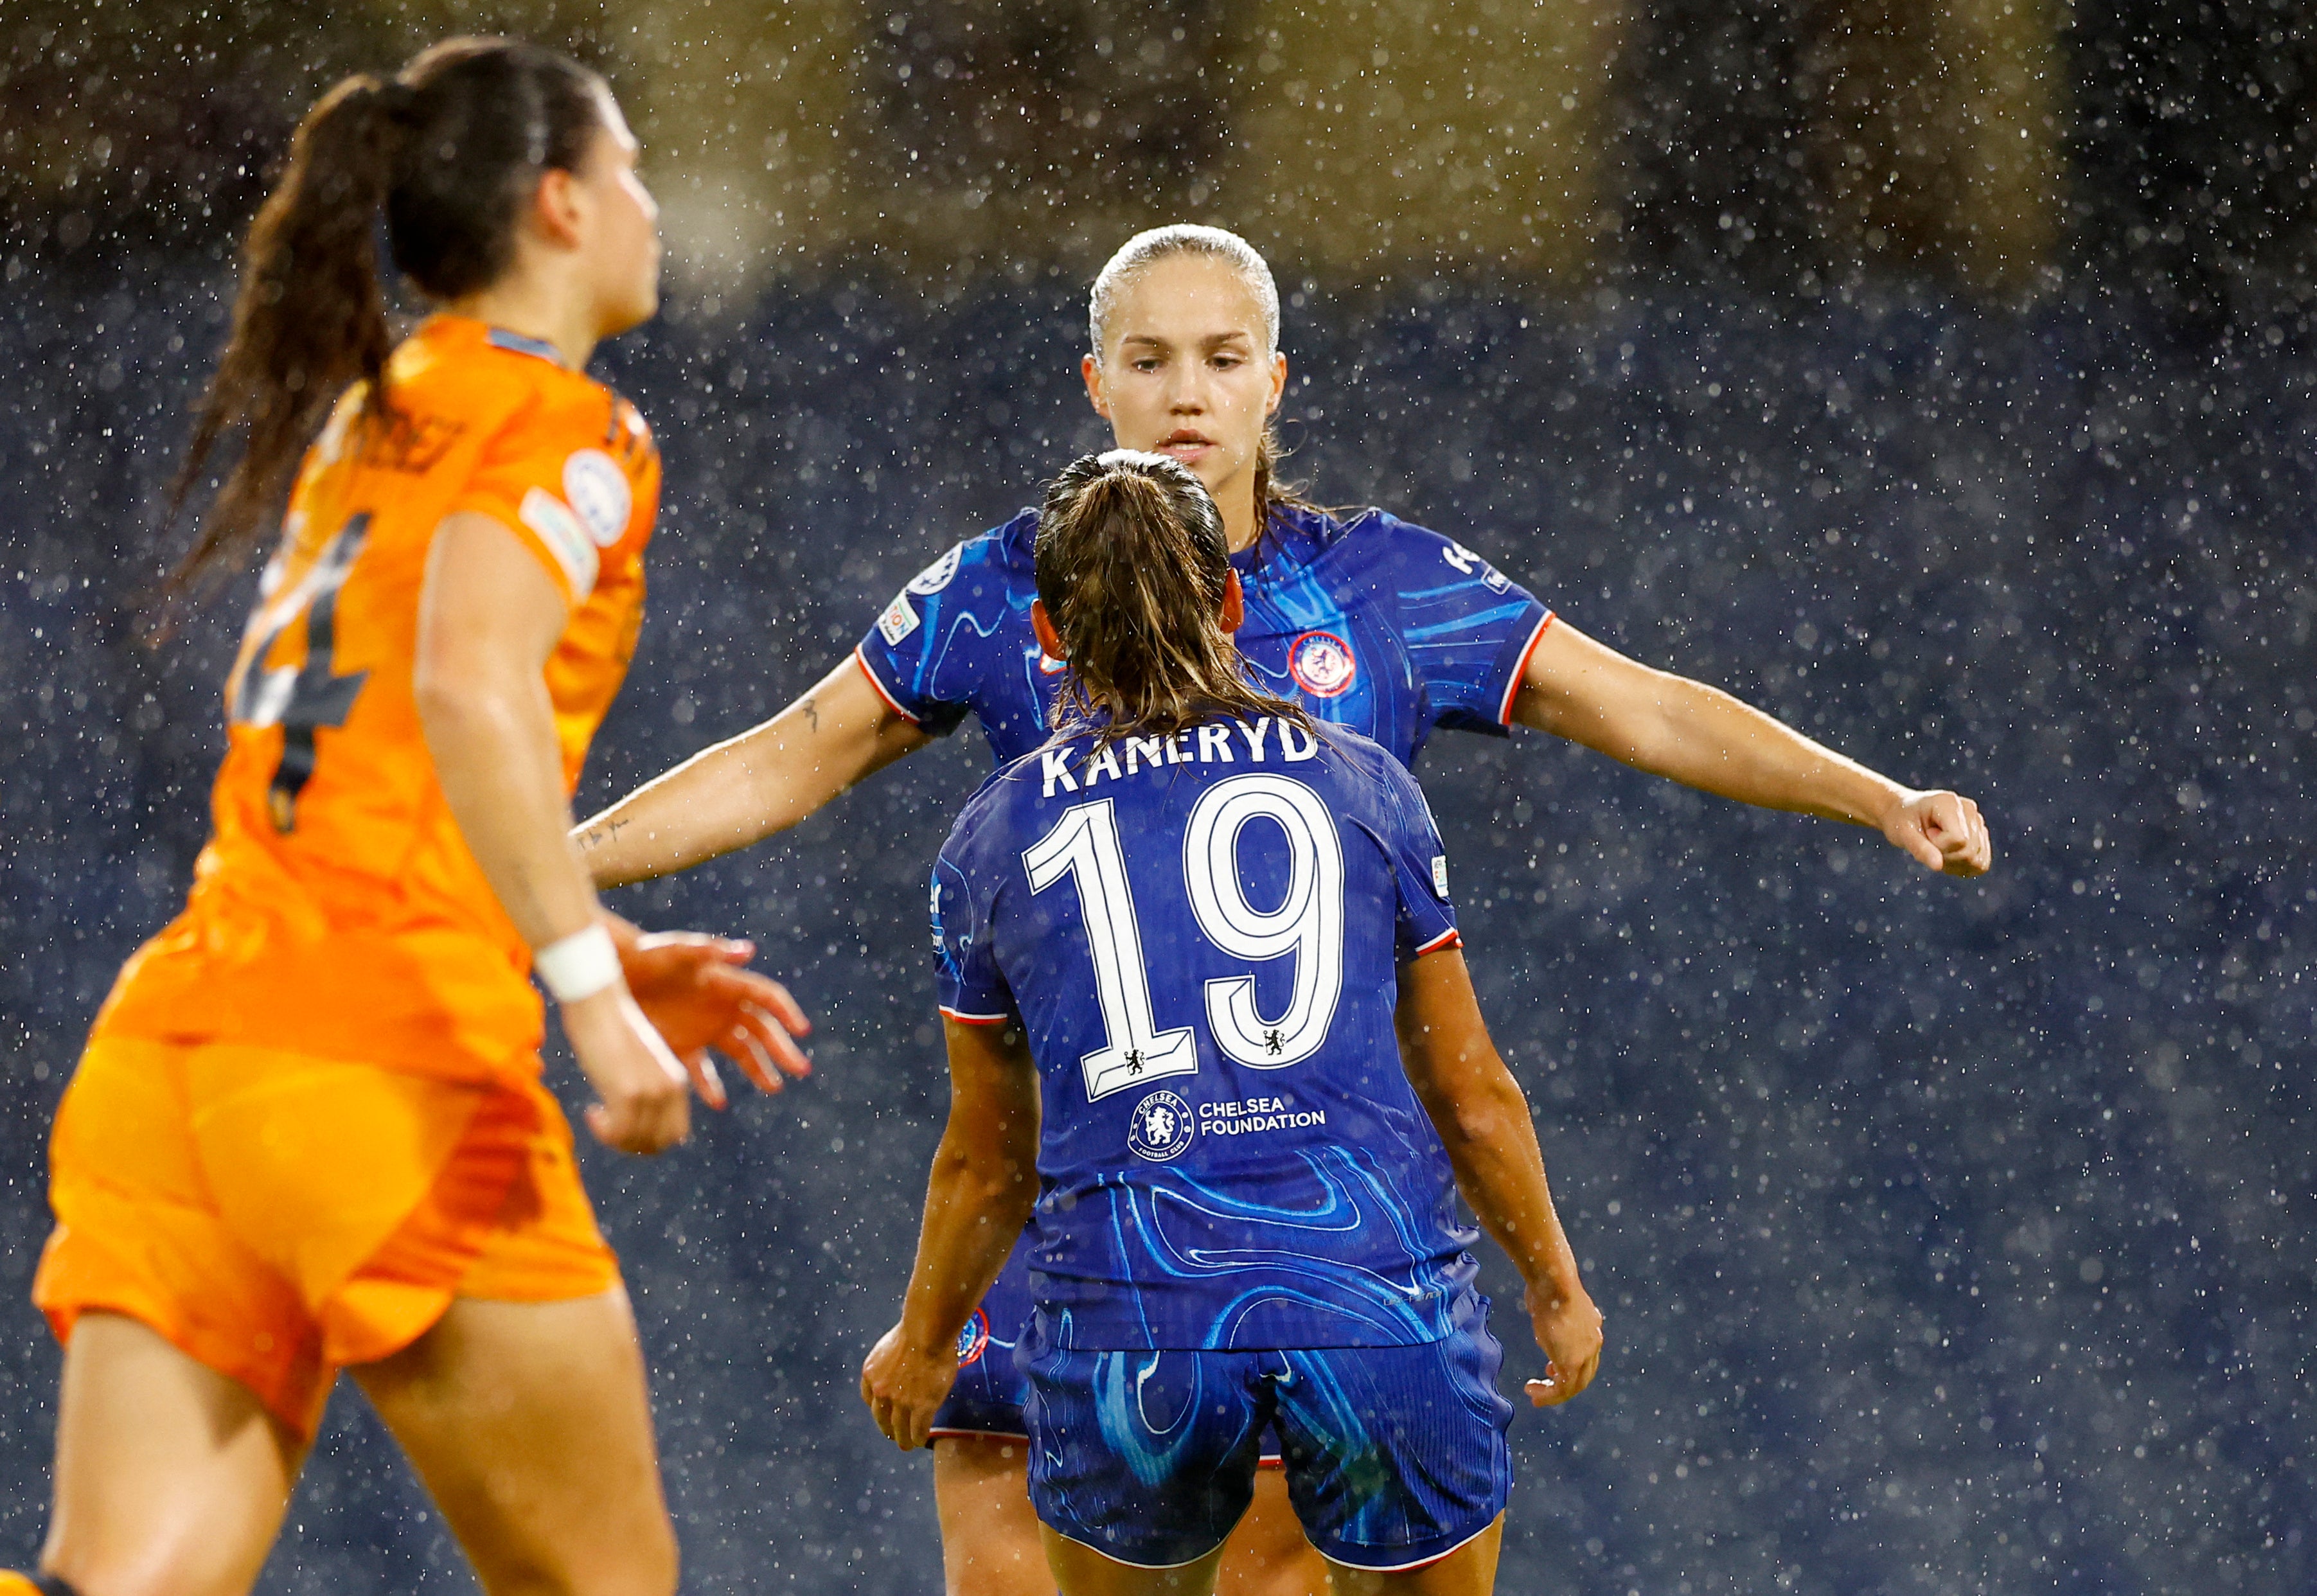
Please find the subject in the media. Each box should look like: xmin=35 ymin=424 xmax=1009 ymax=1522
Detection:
xmin=939 ymin=1006 xmax=1013 ymax=1027
xmin=1497 ymin=610 xmax=1556 ymax=725
xmin=1414 ymin=927 xmax=1464 ymax=956
xmin=854 ymin=647 xmax=926 ymax=727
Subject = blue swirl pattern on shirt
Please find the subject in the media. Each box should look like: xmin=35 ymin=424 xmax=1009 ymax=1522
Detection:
xmin=935 ymin=722 xmax=1477 ymax=1350
xmin=858 ymin=502 xmax=1552 ymax=770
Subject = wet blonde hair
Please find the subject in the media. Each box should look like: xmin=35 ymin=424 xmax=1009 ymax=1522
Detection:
xmin=1088 ymin=224 xmax=1281 ymax=357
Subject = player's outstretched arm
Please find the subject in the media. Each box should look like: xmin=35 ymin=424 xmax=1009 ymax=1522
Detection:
xmin=862 ymin=1017 xmax=1041 ymax=1451
xmin=416 ymin=512 xmax=697 ymax=1155
xmin=1394 ymin=948 xmax=1602 ymax=1406
xmin=1513 ymin=619 xmax=1992 ymax=877
xmin=575 ymin=655 xmax=932 ymax=888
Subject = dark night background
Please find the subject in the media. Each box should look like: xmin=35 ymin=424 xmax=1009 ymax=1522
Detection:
xmin=2 ymin=1 xmax=2314 ymax=1591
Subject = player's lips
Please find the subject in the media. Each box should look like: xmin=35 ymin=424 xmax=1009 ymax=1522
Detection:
xmin=1156 ymin=430 xmax=1216 ymax=461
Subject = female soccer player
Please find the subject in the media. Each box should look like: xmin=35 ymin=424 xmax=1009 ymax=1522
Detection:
xmin=861 ymin=450 xmax=1604 ymax=1596
xmin=577 ymin=225 xmax=1991 ymax=1594
xmin=5 ymin=39 xmax=807 ymax=1596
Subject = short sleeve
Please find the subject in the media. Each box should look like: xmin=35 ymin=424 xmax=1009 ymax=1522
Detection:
xmin=932 ymin=839 xmax=1015 ymax=1025
xmin=452 ymin=391 xmax=655 ymax=606
xmin=1372 ymin=756 xmax=1462 ymax=961
xmin=1378 ymin=518 xmax=1554 ymax=734
xmin=853 ymin=537 xmax=995 ymax=736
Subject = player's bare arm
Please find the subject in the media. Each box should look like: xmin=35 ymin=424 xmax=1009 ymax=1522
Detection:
xmin=576 ymin=654 xmax=931 ymax=887
xmin=862 ymin=1017 xmax=1042 ymax=1451
xmin=416 ymin=510 xmax=699 ymax=1154
xmin=1514 ymin=619 xmax=1993 ymax=877
xmin=1394 ymin=947 xmax=1603 ymax=1406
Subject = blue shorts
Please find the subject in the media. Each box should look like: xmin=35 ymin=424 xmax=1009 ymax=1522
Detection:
xmin=1020 ymin=1300 xmax=1513 ymax=1572
xmin=928 ymin=1243 xmax=1036 ymax=1441
xmin=930 ymin=1238 xmax=1288 ymax=1466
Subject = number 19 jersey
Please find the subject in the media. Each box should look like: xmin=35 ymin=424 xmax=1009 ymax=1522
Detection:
xmin=933 ymin=714 xmax=1480 ymax=1352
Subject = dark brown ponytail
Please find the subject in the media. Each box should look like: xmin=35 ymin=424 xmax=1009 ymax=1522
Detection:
xmin=1036 ymin=450 xmax=1311 ymax=748
xmin=159 ymin=73 xmax=403 ymax=612
xmin=156 ymin=38 xmax=609 ymax=617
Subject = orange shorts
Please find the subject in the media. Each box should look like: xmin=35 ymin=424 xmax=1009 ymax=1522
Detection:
xmin=32 ymin=1036 xmax=619 ymax=1439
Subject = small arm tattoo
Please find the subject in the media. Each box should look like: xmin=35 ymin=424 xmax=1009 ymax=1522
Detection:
xmin=578 ymin=817 xmax=630 ymax=852
xmin=801 ymin=695 xmax=820 ymax=732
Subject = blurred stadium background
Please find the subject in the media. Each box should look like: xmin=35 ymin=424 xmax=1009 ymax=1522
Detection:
xmin=2 ymin=1 xmax=2313 ymax=1591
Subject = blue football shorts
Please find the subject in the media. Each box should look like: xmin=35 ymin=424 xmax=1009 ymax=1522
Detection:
xmin=1019 ymin=1298 xmax=1513 ymax=1572
xmin=930 ymin=1241 xmax=1290 ymax=1466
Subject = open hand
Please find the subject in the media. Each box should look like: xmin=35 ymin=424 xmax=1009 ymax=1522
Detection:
xmin=612 ymin=925 xmax=812 ymax=1109
xmin=1880 ymin=789 xmax=1992 ymax=878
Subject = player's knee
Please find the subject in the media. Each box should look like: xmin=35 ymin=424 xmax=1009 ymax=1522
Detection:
xmin=471 ymin=1511 xmax=677 ymax=1596
xmin=572 ymin=1513 xmax=678 ymax=1596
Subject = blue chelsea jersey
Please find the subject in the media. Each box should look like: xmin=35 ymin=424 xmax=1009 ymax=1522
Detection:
xmin=932 ymin=715 xmax=1480 ymax=1352
xmin=857 ymin=503 xmax=1554 ymax=770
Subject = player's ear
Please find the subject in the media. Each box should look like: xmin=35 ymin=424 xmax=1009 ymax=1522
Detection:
xmin=1266 ymin=350 xmax=1287 ymax=417
xmin=529 ymin=165 xmax=587 ymax=251
xmin=1082 ymin=353 xmax=1110 ymax=419
xmin=1219 ymin=569 xmax=1245 ymax=634
xmin=1031 ymin=599 xmax=1066 ymax=661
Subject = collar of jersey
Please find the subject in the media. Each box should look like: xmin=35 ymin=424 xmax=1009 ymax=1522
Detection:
xmin=482 ymin=324 xmax=567 ymax=366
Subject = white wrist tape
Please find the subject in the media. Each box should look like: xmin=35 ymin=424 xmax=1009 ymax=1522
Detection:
xmin=534 ymin=924 xmax=621 ymax=1003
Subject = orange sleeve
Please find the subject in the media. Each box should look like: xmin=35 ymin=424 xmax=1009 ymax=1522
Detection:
xmin=449 ymin=391 xmax=652 ymax=607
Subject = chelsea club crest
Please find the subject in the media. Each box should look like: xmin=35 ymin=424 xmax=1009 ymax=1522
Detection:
xmin=1288 ymin=630 xmax=1356 ymax=698
xmin=955 ymin=1306 xmax=991 ymax=1366
xmin=1126 ymin=1090 xmax=1196 ymax=1162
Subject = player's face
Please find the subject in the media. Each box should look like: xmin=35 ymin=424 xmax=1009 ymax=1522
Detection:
xmin=1083 ymin=256 xmax=1287 ymax=521
xmin=574 ymin=95 xmax=661 ymax=337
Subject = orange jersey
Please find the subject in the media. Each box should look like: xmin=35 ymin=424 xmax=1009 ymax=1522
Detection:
xmin=93 ymin=315 xmax=661 ymax=1083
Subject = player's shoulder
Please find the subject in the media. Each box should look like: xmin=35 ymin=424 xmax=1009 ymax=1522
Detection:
xmin=1310 ymin=720 xmax=1406 ymax=787
xmin=1350 ymin=511 xmax=1530 ymax=611
xmin=942 ymin=738 xmax=1062 ymax=854
xmin=899 ymin=508 xmax=1038 ymax=598
xmin=390 ymin=317 xmax=645 ymax=455
xmin=1334 ymin=506 xmax=1495 ymax=576
xmin=981 ymin=508 xmax=1041 ymax=581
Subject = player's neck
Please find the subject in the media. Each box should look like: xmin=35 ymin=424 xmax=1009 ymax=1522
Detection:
xmin=1219 ymin=475 xmax=1261 ymax=554
xmin=446 ymin=276 xmax=599 ymax=372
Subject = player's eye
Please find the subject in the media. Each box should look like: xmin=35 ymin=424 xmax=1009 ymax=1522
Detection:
xmin=1133 ymin=359 xmax=1161 ymax=372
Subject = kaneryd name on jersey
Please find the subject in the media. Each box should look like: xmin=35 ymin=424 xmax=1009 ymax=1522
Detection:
xmin=1040 ymin=714 xmax=1320 ymax=799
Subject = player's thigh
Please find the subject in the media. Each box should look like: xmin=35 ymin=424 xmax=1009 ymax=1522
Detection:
xmin=1323 ymin=1516 xmax=1503 ymax=1596
xmin=351 ymin=1290 xmax=677 ymax=1596
xmin=1039 ymin=1525 xmax=1226 ymax=1596
xmin=934 ymin=1433 xmax=1056 ymax=1596
xmin=42 ymin=1311 xmax=307 ymax=1596
xmin=1213 ymin=1467 xmax=1329 ymax=1596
